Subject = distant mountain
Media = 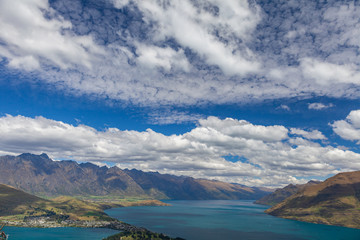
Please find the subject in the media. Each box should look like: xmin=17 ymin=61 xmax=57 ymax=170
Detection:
xmin=255 ymin=180 xmax=320 ymax=206
xmin=266 ymin=171 xmax=360 ymax=229
xmin=124 ymin=169 xmax=270 ymax=200
xmin=0 ymin=153 xmax=271 ymax=200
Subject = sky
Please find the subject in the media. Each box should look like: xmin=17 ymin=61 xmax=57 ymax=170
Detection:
xmin=1 ymin=0 xmax=360 ymax=187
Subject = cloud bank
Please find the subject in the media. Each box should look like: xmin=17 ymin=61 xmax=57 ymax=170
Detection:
xmin=332 ymin=110 xmax=360 ymax=144
xmin=0 ymin=0 xmax=360 ymax=105
xmin=2 ymin=114 xmax=360 ymax=187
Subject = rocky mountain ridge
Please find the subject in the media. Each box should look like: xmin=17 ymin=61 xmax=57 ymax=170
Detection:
xmin=0 ymin=153 xmax=271 ymax=200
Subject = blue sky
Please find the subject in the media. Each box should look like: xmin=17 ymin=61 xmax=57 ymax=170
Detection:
xmin=1 ymin=0 xmax=360 ymax=187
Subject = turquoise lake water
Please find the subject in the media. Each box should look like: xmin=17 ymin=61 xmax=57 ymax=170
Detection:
xmin=3 ymin=226 xmax=118 ymax=240
xmin=106 ymin=200 xmax=360 ymax=240
xmin=4 ymin=200 xmax=360 ymax=240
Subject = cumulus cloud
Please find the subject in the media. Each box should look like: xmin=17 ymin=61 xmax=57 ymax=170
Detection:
xmin=332 ymin=110 xmax=360 ymax=143
xmin=2 ymin=114 xmax=360 ymax=187
xmin=197 ymin=117 xmax=288 ymax=142
xmin=290 ymin=128 xmax=327 ymax=140
xmin=308 ymin=102 xmax=334 ymax=110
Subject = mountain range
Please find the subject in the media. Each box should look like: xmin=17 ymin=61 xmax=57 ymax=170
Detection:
xmin=4 ymin=153 xmax=360 ymax=229
xmin=266 ymin=171 xmax=360 ymax=229
xmin=0 ymin=153 xmax=270 ymax=200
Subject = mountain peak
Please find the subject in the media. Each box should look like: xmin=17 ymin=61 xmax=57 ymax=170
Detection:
xmin=18 ymin=153 xmax=36 ymax=158
xmin=40 ymin=153 xmax=50 ymax=159
xmin=18 ymin=152 xmax=50 ymax=160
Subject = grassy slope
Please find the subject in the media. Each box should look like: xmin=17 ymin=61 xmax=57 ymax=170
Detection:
xmin=0 ymin=184 xmax=47 ymax=216
xmin=0 ymin=184 xmax=114 ymax=222
xmin=266 ymin=171 xmax=360 ymax=228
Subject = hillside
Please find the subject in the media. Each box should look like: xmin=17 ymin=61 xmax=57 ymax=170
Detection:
xmin=0 ymin=184 xmax=113 ymax=223
xmin=266 ymin=171 xmax=360 ymax=229
xmin=255 ymin=180 xmax=320 ymax=206
xmin=0 ymin=184 xmax=47 ymax=216
xmin=0 ymin=184 xmax=172 ymax=238
xmin=0 ymin=153 xmax=270 ymax=200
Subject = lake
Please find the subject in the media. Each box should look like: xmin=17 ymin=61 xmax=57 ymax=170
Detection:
xmin=4 ymin=200 xmax=360 ymax=240
xmin=106 ymin=200 xmax=360 ymax=240
xmin=3 ymin=226 xmax=118 ymax=240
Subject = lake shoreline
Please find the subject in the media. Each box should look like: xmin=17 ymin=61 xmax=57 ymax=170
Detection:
xmin=1 ymin=200 xmax=175 ymax=239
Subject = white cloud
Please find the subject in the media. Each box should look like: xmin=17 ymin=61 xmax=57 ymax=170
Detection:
xmin=332 ymin=110 xmax=360 ymax=143
xmin=1 ymin=0 xmax=360 ymax=106
xmin=1 ymin=114 xmax=359 ymax=187
xmin=135 ymin=44 xmax=190 ymax=72
xmin=347 ymin=110 xmax=360 ymax=128
xmin=301 ymin=58 xmax=360 ymax=85
xmin=197 ymin=117 xmax=288 ymax=142
xmin=308 ymin=102 xmax=334 ymax=110
xmin=119 ymin=0 xmax=261 ymax=76
xmin=290 ymin=128 xmax=327 ymax=140
xmin=322 ymin=2 xmax=360 ymax=49
xmin=0 ymin=0 xmax=104 ymax=70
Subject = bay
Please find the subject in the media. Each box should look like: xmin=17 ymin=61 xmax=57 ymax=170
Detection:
xmin=2 ymin=226 xmax=118 ymax=240
xmin=106 ymin=200 xmax=360 ymax=240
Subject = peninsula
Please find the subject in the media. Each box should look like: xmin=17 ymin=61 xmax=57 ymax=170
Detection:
xmin=0 ymin=184 xmax=177 ymax=238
